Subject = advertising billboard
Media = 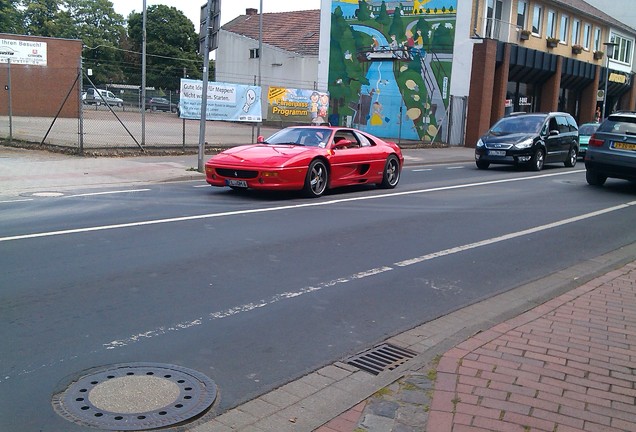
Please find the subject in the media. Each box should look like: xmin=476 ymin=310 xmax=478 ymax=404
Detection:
xmin=179 ymin=78 xmax=262 ymax=122
xmin=0 ymin=38 xmax=47 ymax=66
xmin=267 ymin=87 xmax=330 ymax=124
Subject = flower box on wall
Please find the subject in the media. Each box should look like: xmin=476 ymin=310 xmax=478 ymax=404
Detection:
xmin=546 ymin=38 xmax=559 ymax=48
xmin=572 ymin=45 xmax=583 ymax=54
xmin=520 ymin=30 xmax=531 ymax=41
xmin=594 ymin=50 xmax=604 ymax=60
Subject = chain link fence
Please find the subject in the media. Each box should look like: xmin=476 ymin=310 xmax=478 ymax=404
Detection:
xmin=2 ymin=59 xmax=467 ymax=153
xmin=1 ymin=64 xmax=281 ymax=154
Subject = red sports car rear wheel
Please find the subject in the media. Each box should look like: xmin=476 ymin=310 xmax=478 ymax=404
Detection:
xmin=380 ymin=155 xmax=400 ymax=189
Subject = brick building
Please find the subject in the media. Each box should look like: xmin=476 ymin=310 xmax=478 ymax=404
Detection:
xmin=0 ymin=34 xmax=82 ymax=118
xmin=459 ymin=0 xmax=636 ymax=147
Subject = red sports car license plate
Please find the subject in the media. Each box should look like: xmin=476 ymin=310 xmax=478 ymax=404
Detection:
xmin=226 ymin=179 xmax=248 ymax=188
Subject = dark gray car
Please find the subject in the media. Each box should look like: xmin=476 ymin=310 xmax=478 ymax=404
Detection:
xmin=585 ymin=111 xmax=636 ymax=186
xmin=475 ymin=112 xmax=579 ymax=171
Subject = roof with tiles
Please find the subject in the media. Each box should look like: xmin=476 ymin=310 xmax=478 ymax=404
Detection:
xmin=221 ymin=9 xmax=320 ymax=56
xmin=555 ymin=0 xmax=636 ymax=34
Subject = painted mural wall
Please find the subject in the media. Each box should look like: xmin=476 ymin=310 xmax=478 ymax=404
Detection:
xmin=328 ymin=0 xmax=457 ymax=141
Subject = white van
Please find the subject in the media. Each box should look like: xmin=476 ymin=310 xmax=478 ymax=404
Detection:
xmin=82 ymin=88 xmax=124 ymax=107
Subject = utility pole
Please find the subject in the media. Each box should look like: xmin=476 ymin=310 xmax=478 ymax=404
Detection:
xmin=256 ymin=0 xmax=263 ymax=139
xmin=142 ymin=0 xmax=147 ymax=146
xmin=197 ymin=0 xmax=221 ymax=172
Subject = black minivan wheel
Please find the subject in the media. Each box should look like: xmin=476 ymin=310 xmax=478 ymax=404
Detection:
xmin=476 ymin=160 xmax=490 ymax=170
xmin=529 ymin=148 xmax=544 ymax=171
xmin=564 ymin=147 xmax=577 ymax=167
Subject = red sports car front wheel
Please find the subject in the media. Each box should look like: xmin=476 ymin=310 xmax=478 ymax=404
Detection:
xmin=304 ymin=160 xmax=328 ymax=198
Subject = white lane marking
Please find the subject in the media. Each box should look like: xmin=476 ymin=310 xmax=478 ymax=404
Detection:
xmin=0 ymin=198 xmax=34 ymax=204
xmin=2 ymin=199 xmax=634 ymax=382
xmin=101 ymin=200 xmax=635 ymax=351
xmin=395 ymin=201 xmax=636 ymax=267
xmin=64 ymin=189 xmax=151 ymax=198
xmin=446 ymin=166 xmax=464 ymax=170
xmin=412 ymin=168 xmax=433 ymax=172
xmin=0 ymin=170 xmax=585 ymax=243
xmin=193 ymin=184 xmax=210 ymax=188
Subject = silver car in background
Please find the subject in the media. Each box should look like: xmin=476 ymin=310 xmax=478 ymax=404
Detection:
xmin=585 ymin=111 xmax=636 ymax=186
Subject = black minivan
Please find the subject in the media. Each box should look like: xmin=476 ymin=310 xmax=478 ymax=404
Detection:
xmin=475 ymin=112 xmax=579 ymax=171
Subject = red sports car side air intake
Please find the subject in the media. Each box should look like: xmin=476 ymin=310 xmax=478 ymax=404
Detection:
xmin=205 ymin=126 xmax=404 ymax=197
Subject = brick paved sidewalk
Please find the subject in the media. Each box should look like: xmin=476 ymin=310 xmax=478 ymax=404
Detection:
xmin=428 ymin=262 xmax=636 ymax=432
xmin=316 ymin=261 xmax=636 ymax=432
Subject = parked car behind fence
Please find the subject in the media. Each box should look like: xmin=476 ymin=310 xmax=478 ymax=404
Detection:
xmin=82 ymin=88 xmax=124 ymax=107
xmin=145 ymin=97 xmax=179 ymax=114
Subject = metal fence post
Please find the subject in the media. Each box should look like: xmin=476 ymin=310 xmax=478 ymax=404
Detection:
xmin=7 ymin=58 xmax=12 ymax=144
xmin=79 ymin=58 xmax=84 ymax=154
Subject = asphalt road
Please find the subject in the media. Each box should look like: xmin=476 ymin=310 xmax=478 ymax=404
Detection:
xmin=2 ymin=163 xmax=636 ymax=431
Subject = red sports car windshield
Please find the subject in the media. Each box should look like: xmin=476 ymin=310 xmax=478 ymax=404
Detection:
xmin=263 ymin=127 xmax=331 ymax=147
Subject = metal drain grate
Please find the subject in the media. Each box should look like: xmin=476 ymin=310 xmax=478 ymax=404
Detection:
xmin=346 ymin=343 xmax=416 ymax=375
xmin=52 ymin=362 xmax=217 ymax=431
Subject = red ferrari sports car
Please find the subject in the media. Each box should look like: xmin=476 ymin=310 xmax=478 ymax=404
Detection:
xmin=205 ymin=126 xmax=404 ymax=197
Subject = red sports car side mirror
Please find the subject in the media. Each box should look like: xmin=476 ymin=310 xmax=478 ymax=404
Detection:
xmin=257 ymin=135 xmax=265 ymax=143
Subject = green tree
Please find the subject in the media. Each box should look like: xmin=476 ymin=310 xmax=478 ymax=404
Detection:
xmin=357 ymin=0 xmax=371 ymax=22
xmin=388 ymin=7 xmax=405 ymax=43
xmin=414 ymin=18 xmax=432 ymax=50
xmin=375 ymin=2 xmax=390 ymax=30
xmin=22 ymin=0 xmax=60 ymax=36
xmin=61 ymin=0 xmax=127 ymax=85
xmin=329 ymin=6 xmax=369 ymax=117
xmin=127 ymin=5 xmax=202 ymax=91
xmin=0 ymin=0 xmax=24 ymax=34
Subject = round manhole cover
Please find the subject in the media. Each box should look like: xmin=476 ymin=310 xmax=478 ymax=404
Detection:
xmin=52 ymin=363 xmax=217 ymax=430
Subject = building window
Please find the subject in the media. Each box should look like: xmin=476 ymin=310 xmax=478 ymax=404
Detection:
xmin=485 ymin=0 xmax=503 ymax=39
xmin=593 ymin=27 xmax=601 ymax=52
xmin=517 ymin=0 xmax=527 ymax=28
xmin=583 ymin=24 xmax=591 ymax=50
xmin=571 ymin=19 xmax=580 ymax=45
xmin=610 ymin=34 xmax=634 ymax=65
xmin=559 ymin=14 xmax=569 ymax=42
xmin=249 ymin=48 xmax=259 ymax=59
xmin=532 ymin=4 xmax=543 ymax=35
xmin=546 ymin=10 xmax=557 ymax=38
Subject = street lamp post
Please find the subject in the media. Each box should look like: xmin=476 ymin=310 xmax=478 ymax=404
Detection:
xmin=602 ymin=41 xmax=618 ymax=120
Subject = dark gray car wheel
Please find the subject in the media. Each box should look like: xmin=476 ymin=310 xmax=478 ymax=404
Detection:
xmin=304 ymin=160 xmax=328 ymax=198
xmin=564 ymin=147 xmax=577 ymax=167
xmin=529 ymin=148 xmax=544 ymax=171
xmin=380 ymin=155 xmax=400 ymax=188
xmin=586 ymin=169 xmax=607 ymax=186
xmin=476 ymin=160 xmax=490 ymax=169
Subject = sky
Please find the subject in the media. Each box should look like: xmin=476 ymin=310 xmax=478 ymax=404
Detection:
xmin=110 ymin=0 xmax=322 ymax=27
